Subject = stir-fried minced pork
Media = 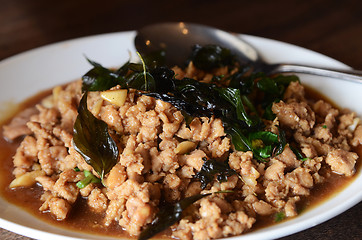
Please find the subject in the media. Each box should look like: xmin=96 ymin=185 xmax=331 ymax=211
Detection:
xmin=3 ymin=61 xmax=361 ymax=240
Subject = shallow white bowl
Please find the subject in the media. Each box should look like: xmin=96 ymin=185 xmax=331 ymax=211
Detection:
xmin=0 ymin=31 xmax=361 ymax=240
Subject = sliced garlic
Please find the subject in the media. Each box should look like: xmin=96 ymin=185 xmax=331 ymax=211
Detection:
xmin=241 ymin=175 xmax=257 ymax=186
xmin=91 ymin=98 xmax=104 ymax=116
xmin=241 ymin=167 xmax=260 ymax=187
xmin=348 ymin=117 xmax=360 ymax=132
xmin=174 ymin=141 xmax=197 ymax=154
xmin=9 ymin=170 xmax=45 ymax=188
xmin=100 ymin=89 xmax=128 ymax=107
xmin=251 ymin=166 xmax=260 ymax=179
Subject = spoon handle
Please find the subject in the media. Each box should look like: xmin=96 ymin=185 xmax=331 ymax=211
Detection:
xmin=269 ymin=63 xmax=362 ymax=84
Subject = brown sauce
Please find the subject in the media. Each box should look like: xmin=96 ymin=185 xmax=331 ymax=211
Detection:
xmin=0 ymin=85 xmax=360 ymax=238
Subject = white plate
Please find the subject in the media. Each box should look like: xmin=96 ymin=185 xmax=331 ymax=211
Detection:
xmin=0 ymin=31 xmax=361 ymax=240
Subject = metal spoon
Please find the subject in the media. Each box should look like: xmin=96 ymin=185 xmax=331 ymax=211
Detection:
xmin=135 ymin=22 xmax=362 ymax=83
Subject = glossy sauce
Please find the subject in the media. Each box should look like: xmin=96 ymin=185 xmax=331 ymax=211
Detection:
xmin=0 ymin=85 xmax=360 ymax=238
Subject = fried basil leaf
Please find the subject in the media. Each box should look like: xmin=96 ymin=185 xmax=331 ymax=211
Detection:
xmin=73 ymin=92 xmax=119 ymax=180
xmin=145 ymin=76 xmax=232 ymax=119
xmin=139 ymin=190 xmax=232 ymax=240
xmin=82 ymin=59 xmax=127 ymax=92
xmin=127 ymin=71 xmax=156 ymax=91
xmin=274 ymin=127 xmax=286 ymax=156
xmin=138 ymin=193 xmax=212 ymax=240
xmin=188 ymin=44 xmax=236 ymax=71
xmin=141 ymin=49 xmax=166 ymax=69
xmin=193 ymin=157 xmax=239 ymax=189
xmin=228 ymin=70 xmax=260 ymax=95
xmin=290 ymin=145 xmax=309 ymax=161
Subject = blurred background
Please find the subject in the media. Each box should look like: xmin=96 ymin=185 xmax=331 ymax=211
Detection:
xmin=0 ymin=0 xmax=361 ymax=239
xmin=1 ymin=0 xmax=362 ymax=68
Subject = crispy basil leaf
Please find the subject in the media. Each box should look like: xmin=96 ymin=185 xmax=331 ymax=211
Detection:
xmin=73 ymin=92 xmax=119 ymax=180
xmin=127 ymin=71 xmax=156 ymax=91
xmin=257 ymin=77 xmax=280 ymax=95
xmin=273 ymin=74 xmax=300 ymax=86
xmin=82 ymin=59 xmax=127 ymax=92
xmin=138 ymin=193 xmax=211 ymax=240
xmin=181 ymin=110 xmax=194 ymax=127
xmin=290 ymin=145 xmax=309 ymax=161
xmin=149 ymin=66 xmax=175 ymax=93
xmin=145 ymin=76 xmax=233 ymax=119
xmin=145 ymin=91 xmax=214 ymax=118
xmin=188 ymin=44 xmax=236 ymax=71
xmin=194 ymin=157 xmax=239 ymax=189
xmin=274 ymin=127 xmax=286 ymax=156
xmin=228 ymin=70 xmax=260 ymax=95
xmin=139 ymin=190 xmax=232 ymax=240
xmin=142 ymin=50 xmax=166 ymax=69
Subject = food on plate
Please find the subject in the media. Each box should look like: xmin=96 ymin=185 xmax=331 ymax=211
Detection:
xmin=1 ymin=45 xmax=361 ymax=240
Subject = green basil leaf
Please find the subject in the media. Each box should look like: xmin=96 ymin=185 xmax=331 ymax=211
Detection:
xmin=253 ymin=145 xmax=273 ymax=159
xmin=142 ymin=50 xmax=166 ymax=69
xmin=73 ymin=92 xmax=119 ymax=180
xmin=248 ymin=130 xmax=286 ymax=160
xmin=273 ymin=74 xmax=300 ymax=86
xmin=127 ymin=72 xmax=156 ymax=91
xmin=263 ymin=102 xmax=276 ymax=120
xmin=225 ymin=124 xmax=251 ymax=152
xmin=248 ymin=131 xmax=279 ymax=145
xmin=217 ymin=88 xmax=257 ymax=127
xmin=257 ymin=77 xmax=280 ymax=95
xmin=228 ymin=70 xmax=260 ymax=95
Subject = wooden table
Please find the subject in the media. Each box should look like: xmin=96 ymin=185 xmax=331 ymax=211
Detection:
xmin=1 ymin=0 xmax=361 ymax=239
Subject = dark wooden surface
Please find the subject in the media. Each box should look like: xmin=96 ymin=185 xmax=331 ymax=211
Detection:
xmin=0 ymin=0 xmax=361 ymax=239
